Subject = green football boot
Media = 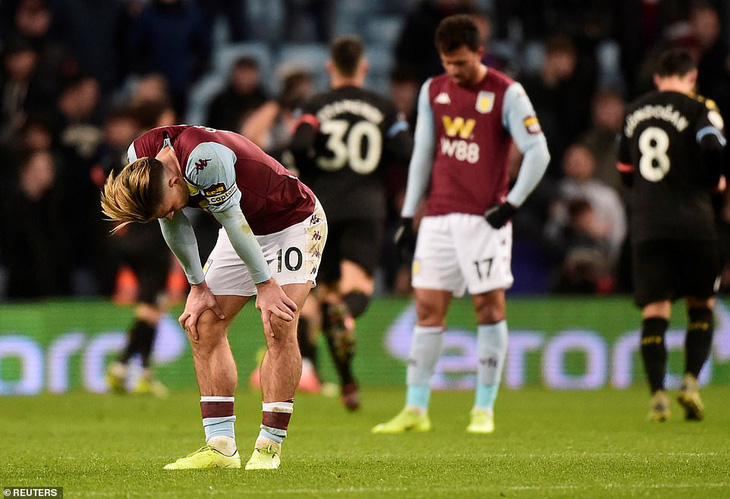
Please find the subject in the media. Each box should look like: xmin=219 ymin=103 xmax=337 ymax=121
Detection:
xmin=371 ymin=407 xmax=432 ymax=434
xmin=677 ymin=373 xmax=704 ymax=421
xmin=245 ymin=442 xmax=281 ymax=470
xmin=106 ymin=361 xmax=127 ymax=394
xmin=133 ymin=371 xmax=169 ymax=398
xmin=163 ymin=445 xmax=241 ymax=470
xmin=648 ymin=390 xmax=670 ymax=422
xmin=466 ymin=408 xmax=495 ymax=434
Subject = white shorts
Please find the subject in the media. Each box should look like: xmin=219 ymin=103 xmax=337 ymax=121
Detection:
xmin=203 ymin=203 xmax=327 ymax=296
xmin=411 ymin=213 xmax=513 ymax=297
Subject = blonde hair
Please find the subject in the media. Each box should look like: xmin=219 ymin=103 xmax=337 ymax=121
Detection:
xmin=100 ymin=157 xmax=164 ymax=232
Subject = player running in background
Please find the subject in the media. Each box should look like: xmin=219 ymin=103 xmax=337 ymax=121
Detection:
xmin=617 ymin=48 xmax=726 ymax=422
xmin=101 ymin=106 xmax=174 ymax=398
xmin=372 ymin=14 xmax=549 ymax=435
xmin=101 ymin=125 xmax=327 ymax=470
xmin=286 ymin=36 xmax=413 ymax=409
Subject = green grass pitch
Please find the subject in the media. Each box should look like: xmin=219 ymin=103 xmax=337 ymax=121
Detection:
xmin=1 ymin=387 xmax=729 ymax=498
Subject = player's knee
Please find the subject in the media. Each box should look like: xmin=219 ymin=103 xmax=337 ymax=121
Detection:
xmin=189 ymin=311 xmax=228 ymax=346
xmin=415 ymin=301 xmax=446 ymax=327
xmin=343 ymin=291 xmax=370 ymax=319
xmin=476 ymin=304 xmax=505 ymax=324
xmin=266 ymin=316 xmax=297 ymax=347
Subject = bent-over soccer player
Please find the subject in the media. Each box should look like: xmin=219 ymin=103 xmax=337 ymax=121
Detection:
xmin=101 ymin=125 xmax=327 ymax=469
xmin=617 ymin=48 xmax=726 ymax=421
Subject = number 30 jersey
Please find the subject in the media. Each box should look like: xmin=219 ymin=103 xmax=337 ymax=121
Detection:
xmin=618 ymin=91 xmax=726 ymax=243
xmin=291 ymin=85 xmax=412 ymax=222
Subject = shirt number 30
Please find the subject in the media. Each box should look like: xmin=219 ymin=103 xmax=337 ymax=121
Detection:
xmin=317 ymin=119 xmax=383 ymax=174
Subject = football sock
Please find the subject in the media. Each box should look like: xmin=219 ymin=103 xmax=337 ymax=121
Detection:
xmin=641 ymin=317 xmax=668 ymax=393
xmin=297 ymin=317 xmax=318 ymax=367
xmin=342 ymin=291 xmax=370 ymax=318
xmin=258 ymin=399 xmax=294 ymax=445
xmin=685 ymin=307 xmax=714 ymax=378
xmin=475 ymin=321 xmax=508 ymax=411
xmin=322 ymin=303 xmax=356 ymax=386
xmin=405 ymin=325 xmax=444 ymax=411
xmin=200 ymin=396 xmax=236 ymax=455
xmin=136 ymin=319 xmax=157 ymax=368
xmin=118 ymin=319 xmax=149 ymax=364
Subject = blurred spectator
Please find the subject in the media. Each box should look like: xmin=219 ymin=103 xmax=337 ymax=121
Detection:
xmin=553 ymin=198 xmax=613 ymax=294
xmin=521 ymin=35 xmax=593 ymax=177
xmin=112 ymin=0 xmax=148 ymax=87
xmin=132 ymin=97 xmax=176 ymax=131
xmin=283 ymin=0 xmax=335 ymax=43
xmin=50 ymin=0 xmax=123 ymax=92
xmin=128 ymin=73 xmax=171 ymax=108
xmin=9 ymin=0 xmax=74 ymax=92
xmin=389 ymin=65 xmax=420 ymax=130
xmin=199 ymin=0 xmax=249 ymax=42
xmin=579 ymin=88 xmax=625 ymax=191
xmin=242 ymin=68 xmax=314 ymax=161
xmin=612 ymin=0 xmax=690 ymax=96
xmin=2 ymin=149 xmax=70 ymax=299
xmin=0 ymin=112 xmax=56 ymax=183
xmin=690 ymin=2 xmax=730 ymax=119
xmin=473 ymin=11 xmax=509 ymax=72
xmin=0 ymin=37 xmax=56 ymax=145
xmin=394 ymin=0 xmax=477 ymax=83
xmin=19 ymin=113 xmax=54 ymax=151
xmin=125 ymin=0 xmax=212 ymax=116
xmin=206 ymin=56 xmax=268 ymax=132
xmin=51 ymin=74 xmax=105 ymax=295
xmin=547 ymin=143 xmax=626 ymax=265
xmin=510 ymin=150 xmax=562 ymax=294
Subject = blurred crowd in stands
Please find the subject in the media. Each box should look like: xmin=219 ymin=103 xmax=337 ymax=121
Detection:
xmin=2 ymin=0 xmax=730 ymax=302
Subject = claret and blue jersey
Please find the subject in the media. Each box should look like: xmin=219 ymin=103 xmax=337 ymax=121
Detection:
xmin=401 ymin=67 xmax=548 ymax=218
xmin=127 ymin=125 xmax=315 ymax=235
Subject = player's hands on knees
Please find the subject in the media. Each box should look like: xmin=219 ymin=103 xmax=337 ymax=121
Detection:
xmin=178 ymin=281 xmax=226 ymax=341
xmin=484 ymin=202 xmax=517 ymax=229
xmin=255 ymin=278 xmax=297 ymax=337
xmin=394 ymin=217 xmax=416 ymax=261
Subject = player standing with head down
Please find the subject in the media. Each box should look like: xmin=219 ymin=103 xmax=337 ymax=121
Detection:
xmin=101 ymin=125 xmax=327 ymax=469
xmin=372 ymin=15 xmax=549 ymax=434
xmin=617 ymin=48 xmax=726 ymax=422
xmin=287 ymin=36 xmax=413 ymax=409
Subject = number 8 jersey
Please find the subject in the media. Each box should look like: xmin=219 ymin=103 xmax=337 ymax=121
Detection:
xmin=290 ymin=85 xmax=412 ymax=222
xmin=618 ymin=91 xmax=726 ymax=243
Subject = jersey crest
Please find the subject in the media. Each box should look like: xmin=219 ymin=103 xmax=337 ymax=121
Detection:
xmin=476 ymin=91 xmax=495 ymax=114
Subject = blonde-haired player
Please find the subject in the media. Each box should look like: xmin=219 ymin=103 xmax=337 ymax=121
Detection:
xmin=103 ymin=125 xmax=327 ymax=470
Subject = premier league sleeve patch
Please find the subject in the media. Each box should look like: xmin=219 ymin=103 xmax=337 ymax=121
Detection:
xmin=204 ymin=183 xmax=238 ymax=207
xmin=523 ymin=115 xmax=542 ymax=134
xmin=476 ymin=91 xmax=495 ymax=114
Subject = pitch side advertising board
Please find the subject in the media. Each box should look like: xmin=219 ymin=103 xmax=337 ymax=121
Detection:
xmin=1 ymin=298 xmax=729 ymax=394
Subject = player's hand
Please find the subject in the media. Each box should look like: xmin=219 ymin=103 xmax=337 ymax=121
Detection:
xmin=255 ymin=278 xmax=298 ymax=337
xmin=179 ymin=281 xmax=226 ymax=341
xmin=714 ymin=175 xmax=726 ymax=194
xmin=484 ymin=202 xmax=517 ymax=229
xmin=394 ymin=217 xmax=416 ymax=261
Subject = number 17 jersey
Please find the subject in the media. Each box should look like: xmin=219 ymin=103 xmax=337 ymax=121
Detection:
xmin=618 ymin=90 xmax=725 ymax=243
